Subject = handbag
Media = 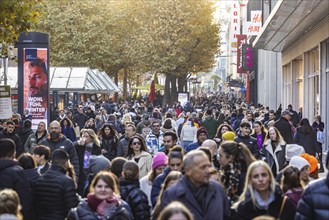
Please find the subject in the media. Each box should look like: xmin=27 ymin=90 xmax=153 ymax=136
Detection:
xmin=317 ymin=131 xmax=324 ymax=144
xmin=74 ymin=126 xmax=80 ymax=138
xmin=278 ymin=196 xmax=287 ymax=219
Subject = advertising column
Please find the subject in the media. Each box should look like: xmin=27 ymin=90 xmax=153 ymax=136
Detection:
xmin=16 ymin=32 xmax=50 ymax=130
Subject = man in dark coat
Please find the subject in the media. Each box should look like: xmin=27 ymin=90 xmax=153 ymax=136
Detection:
xmin=73 ymin=106 xmax=88 ymax=130
xmin=34 ymin=149 xmax=79 ymax=220
xmin=0 ymin=120 xmax=23 ymax=157
xmin=274 ymin=110 xmax=294 ymax=144
xmin=234 ymin=122 xmax=259 ymax=159
xmin=161 ymin=150 xmax=230 ymax=220
xmin=0 ymin=139 xmax=33 ymax=220
xmin=39 ymin=120 xmax=79 ymax=182
xmin=296 ymin=152 xmax=329 ymax=219
xmin=18 ymin=119 xmax=34 ymax=147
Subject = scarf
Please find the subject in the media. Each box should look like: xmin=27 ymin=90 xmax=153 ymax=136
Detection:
xmin=87 ymin=193 xmax=120 ymax=220
xmin=221 ymin=162 xmax=241 ymax=204
xmin=254 ymin=190 xmax=275 ymax=210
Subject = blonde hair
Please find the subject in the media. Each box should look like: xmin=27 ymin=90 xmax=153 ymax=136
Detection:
xmin=81 ymin=129 xmax=100 ymax=147
xmin=0 ymin=189 xmax=22 ymax=219
xmin=122 ymin=113 xmax=132 ymax=125
xmin=233 ymin=161 xmax=276 ymax=209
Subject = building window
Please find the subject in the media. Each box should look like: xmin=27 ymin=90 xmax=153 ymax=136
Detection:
xmin=306 ymin=47 xmax=320 ymax=117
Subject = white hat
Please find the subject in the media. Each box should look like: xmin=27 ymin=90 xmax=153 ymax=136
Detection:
xmin=289 ymin=156 xmax=310 ymax=171
xmin=286 ymin=144 xmax=305 ymax=161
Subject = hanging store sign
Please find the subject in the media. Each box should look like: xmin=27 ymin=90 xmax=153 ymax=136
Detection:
xmin=229 ymin=0 xmax=241 ymax=53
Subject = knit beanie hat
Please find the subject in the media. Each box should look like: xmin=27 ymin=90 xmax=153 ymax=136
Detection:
xmin=289 ymin=156 xmax=310 ymax=171
xmin=152 ymin=152 xmax=168 ymax=170
xmin=285 ymin=144 xmax=305 ymax=161
xmin=300 ymin=153 xmax=318 ymax=173
xmin=222 ymin=131 xmax=236 ymax=141
xmin=90 ymin=155 xmax=111 ymax=174
xmin=197 ymin=127 xmax=208 ymax=138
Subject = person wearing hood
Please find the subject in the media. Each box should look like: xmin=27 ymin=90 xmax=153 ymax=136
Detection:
xmin=39 ymin=120 xmax=79 ymax=182
xmin=201 ymin=109 xmax=218 ymax=139
xmin=0 ymin=120 xmax=23 ymax=157
xmin=235 ymin=122 xmax=259 ymax=159
xmin=18 ymin=119 xmax=34 ymax=148
xmin=24 ymin=121 xmax=48 ymax=153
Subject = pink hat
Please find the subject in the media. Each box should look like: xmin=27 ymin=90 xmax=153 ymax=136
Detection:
xmin=152 ymin=152 xmax=168 ymax=170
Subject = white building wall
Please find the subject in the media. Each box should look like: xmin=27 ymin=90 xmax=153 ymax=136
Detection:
xmin=257 ymin=49 xmax=282 ymax=110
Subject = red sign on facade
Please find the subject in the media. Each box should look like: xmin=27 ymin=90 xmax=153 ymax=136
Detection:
xmin=237 ymin=34 xmax=247 ymax=73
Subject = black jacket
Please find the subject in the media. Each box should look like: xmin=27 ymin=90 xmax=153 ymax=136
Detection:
xmin=33 ymin=165 xmax=79 ymax=220
xmin=296 ymin=174 xmax=329 ymax=220
xmin=75 ymin=142 xmax=101 ymax=195
xmin=233 ymin=187 xmax=296 ymax=220
xmin=119 ymin=179 xmax=150 ymax=220
xmin=24 ymin=168 xmax=41 ymax=188
xmin=39 ymin=134 xmax=79 ymax=182
xmin=67 ymin=199 xmax=133 ymax=220
xmin=19 ymin=127 xmax=34 ymax=147
xmin=0 ymin=129 xmax=23 ymax=157
xmin=234 ymin=134 xmax=260 ymax=159
xmin=0 ymin=159 xmax=33 ymax=220
xmin=100 ymin=135 xmax=118 ymax=161
xmin=73 ymin=113 xmax=88 ymax=129
xmin=294 ymin=126 xmax=317 ymax=156
xmin=274 ymin=117 xmax=293 ymax=144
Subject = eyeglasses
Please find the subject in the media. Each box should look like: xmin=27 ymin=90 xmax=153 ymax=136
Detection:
xmin=132 ymin=142 xmax=141 ymax=145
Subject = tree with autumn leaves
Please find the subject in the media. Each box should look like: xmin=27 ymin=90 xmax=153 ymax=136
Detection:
xmin=34 ymin=0 xmax=220 ymax=105
xmin=0 ymin=0 xmax=44 ymax=56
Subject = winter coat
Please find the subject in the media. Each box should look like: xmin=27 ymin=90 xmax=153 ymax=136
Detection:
xmin=24 ymin=131 xmax=48 ymax=153
xmin=73 ymin=113 xmax=88 ymax=130
xmin=39 ymin=134 xmax=80 ymax=182
xmin=0 ymin=129 xmax=23 ymax=157
xmin=260 ymin=139 xmax=286 ymax=175
xmin=128 ymin=151 xmax=152 ymax=179
xmin=294 ymin=126 xmax=317 ymax=156
xmin=19 ymin=127 xmax=34 ymax=147
xmin=136 ymin=119 xmax=151 ymax=135
xmin=145 ymin=131 xmax=164 ymax=156
xmin=186 ymin=141 xmax=203 ymax=152
xmin=180 ymin=124 xmax=198 ymax=142
xmin=151 ymin=166 xmax=171 ymax=208
xmin=139 ymin=175 xmax=153 ymax=208
xmin=234 ymin=133 xmax=260 ymax=159
xmin=233 ymin=187 xmax=296 ymax=220
xmin=75 ymin=142 xmax=101 ymax=195
xmin=117 ymin=137 xmax=130 ymax=157
xmin=161 ymin=176 xmax=230 ymax=220
xmin=119 ymin=179 xmax=150 ymax=220
xmin=274 ymin=117 xmax=294 ymax=144
xmin=34 ymin=165 xmax=79 ymax=220
xmin=284 ymin=187 xmax=303 ymax=207
xmin=24 ymin=168 xmax=41 ymax=188
xmin=202 ymin=116 xmax=218 ymax=139
xmin=67 ymin=199 xmax=132 ymax=220
xmin=100 ymin=135 xmax=118 ymax=161
xmin=61 ymin=126 xmax=77 ymax=143
xmin=296 ymin=173 xmax=329 ymax=220
xmin=0 ymin=159 xmax=33 ymax=220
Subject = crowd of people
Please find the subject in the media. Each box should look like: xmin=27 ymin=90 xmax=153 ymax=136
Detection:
xmin=0 ymin=93 xmax=328 ymax=220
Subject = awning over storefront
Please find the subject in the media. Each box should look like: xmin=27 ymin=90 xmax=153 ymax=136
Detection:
xmin=253 ymin=0 xmax=329 ymax=52
xmin=1 ymin=67 xmax=120 ymax=94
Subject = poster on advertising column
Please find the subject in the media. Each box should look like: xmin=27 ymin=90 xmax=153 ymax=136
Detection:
xmin=23 ymin=48 xmax=48 ymax=130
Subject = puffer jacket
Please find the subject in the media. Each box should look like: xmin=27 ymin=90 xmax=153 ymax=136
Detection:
xmin=119 ymin=179 xmax=150 ymax=220
xmin=260 ymin=139 xmax=286 ymax=175
xmin=0 ymin=159 xmax=33 ymax=220
xmin=296 ymin=174 xmax=329 ymax=220
xmin=0 ymin=129 xmax=23 ymax=157
xmin=39 ymin=134 xmax=79 ymax=182
xmin=234 ymin=133 xmax=260 ymax=159
xmin=33 ymin=165 xmax=79 ymax=220
xmin=67 ymin=199 xmax=132 ymax=220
